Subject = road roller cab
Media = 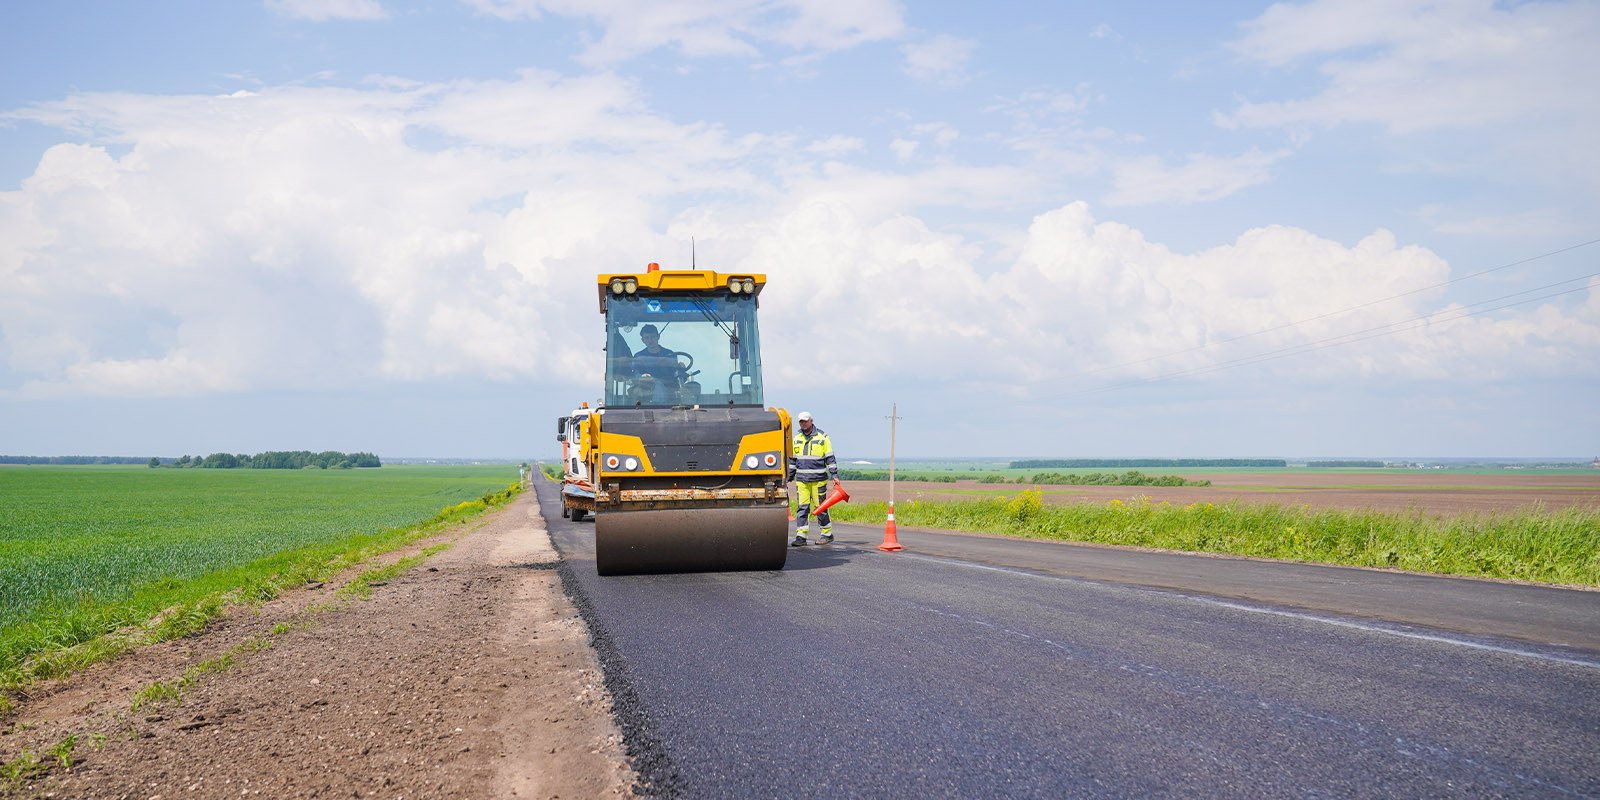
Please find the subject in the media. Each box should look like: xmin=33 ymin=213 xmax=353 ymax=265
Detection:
xmin=588 ymin=266 xmax=792 ymax=575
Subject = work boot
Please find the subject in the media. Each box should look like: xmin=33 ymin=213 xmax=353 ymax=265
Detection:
xmin=819 ymin=533 xmax=834 ymax=544
xmin=790 ymin=535 xmax=808 ymax=547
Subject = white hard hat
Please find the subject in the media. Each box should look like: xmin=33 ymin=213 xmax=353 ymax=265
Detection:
xmin=797 ymin=411 xmax=812 ymax=422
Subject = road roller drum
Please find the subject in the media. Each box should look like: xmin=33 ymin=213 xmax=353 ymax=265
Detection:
xmin=594 ymin=506 xmax=788 ymax=575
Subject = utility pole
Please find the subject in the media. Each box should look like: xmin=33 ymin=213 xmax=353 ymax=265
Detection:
xmin=886 ymin=403 xmax=902 ymax=510
xmin=878 ymin=403 xmax=906 ymax=552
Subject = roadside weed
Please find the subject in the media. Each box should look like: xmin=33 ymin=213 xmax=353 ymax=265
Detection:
xmin=129 ymin=633 xmax=280 ymax=713
xmin=130 ymin=679 xmax=183 ymax=712
xmin=2 ymin=749 xmax=41 ymax=786
xmin=49 ymin=733 xmax=77 ymax=769
xmin=830 ymin=496 xmax=1600 ymax=585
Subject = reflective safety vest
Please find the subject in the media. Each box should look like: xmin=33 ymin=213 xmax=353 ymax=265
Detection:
xmin=790 ymin=426 xmax=838 ymax=484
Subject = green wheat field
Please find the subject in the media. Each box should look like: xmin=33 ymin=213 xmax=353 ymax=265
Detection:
xmin=0 ymin=465 xmax=519 ymax=682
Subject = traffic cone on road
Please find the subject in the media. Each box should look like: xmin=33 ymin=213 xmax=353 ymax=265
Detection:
xmin=878 ymin=502 xmax=903 ymax=552
xmin=814 ymin=484 xmax=850 ymax=514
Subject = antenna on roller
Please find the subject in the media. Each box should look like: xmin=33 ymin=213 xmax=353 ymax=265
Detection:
xmin=692 ymin=236 xmax=697 ymax=269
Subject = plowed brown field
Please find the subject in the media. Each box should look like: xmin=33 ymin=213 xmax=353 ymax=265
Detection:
xmin=843 ymin=472 xmax=1600 ymax=516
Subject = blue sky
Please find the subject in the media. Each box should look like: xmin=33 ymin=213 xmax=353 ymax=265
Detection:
xmin=1 ymin=0 xmax=1596 ymax=460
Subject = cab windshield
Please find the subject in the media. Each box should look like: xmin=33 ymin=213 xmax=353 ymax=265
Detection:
xmin=604 ymin=293 xmax=764 ymax=407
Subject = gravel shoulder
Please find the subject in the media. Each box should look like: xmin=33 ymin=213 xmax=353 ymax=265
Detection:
xmin=0 ymin=490 xmax=636 ymax=799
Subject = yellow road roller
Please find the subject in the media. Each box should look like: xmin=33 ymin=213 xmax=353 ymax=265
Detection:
xmin=581 ymin=265 xmax=791 ymax=575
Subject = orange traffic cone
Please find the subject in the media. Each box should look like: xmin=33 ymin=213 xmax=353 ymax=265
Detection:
xmin=814 ymin=484 xmax=850 ymax=514
xmin=878 ymin=502 xmax=903 ymax=552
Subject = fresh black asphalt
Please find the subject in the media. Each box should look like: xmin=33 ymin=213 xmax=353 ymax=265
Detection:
xmin=536 ymin=480 xmax=1600 ymax=798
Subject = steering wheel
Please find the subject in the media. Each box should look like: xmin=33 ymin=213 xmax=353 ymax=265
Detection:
xmin=672 ymin=350 xmax=694 ymax=374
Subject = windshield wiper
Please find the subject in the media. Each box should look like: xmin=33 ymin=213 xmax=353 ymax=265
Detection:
xmin=687 ymin=296 xmax=741 ymax=359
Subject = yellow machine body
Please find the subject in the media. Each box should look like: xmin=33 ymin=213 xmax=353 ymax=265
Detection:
xmin=580 ymin=266 xmax=791 ymax=575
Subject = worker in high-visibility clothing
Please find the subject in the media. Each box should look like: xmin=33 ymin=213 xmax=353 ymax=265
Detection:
xmin=787 ymin=411 xmax=840 ymax=546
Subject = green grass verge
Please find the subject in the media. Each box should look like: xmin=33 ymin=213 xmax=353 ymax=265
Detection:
xmin=0 ymin=471 xmax=519 ymax=716
xmin=828 ymin=492 xmax=1600 ymax=586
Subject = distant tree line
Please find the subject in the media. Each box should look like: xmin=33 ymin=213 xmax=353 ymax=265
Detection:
xmin=977 ymin=470 xmax=1210 ymax=487
xmin=152 ymin=451 xmax=381 ymax=469
xmin=0 ymin=455 xmax=155 ymax=465
xmin=1010 ymin=458 xmax=1286 ymax=469
xmin=837 ymin=470 xmax=957 ymax=482
xmin=1304 ymin=460 xmax=1385 ymax=468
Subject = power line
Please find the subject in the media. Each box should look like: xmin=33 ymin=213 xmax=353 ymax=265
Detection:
xmin=1022 ymin=236 xmax=1600 ymax=388
xmin=1040 ymin=273 xmax=1598 ymax=401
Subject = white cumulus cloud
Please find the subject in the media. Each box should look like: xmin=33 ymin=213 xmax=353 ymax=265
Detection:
xmin=2 ymin=74 xmax=1594 ymax=404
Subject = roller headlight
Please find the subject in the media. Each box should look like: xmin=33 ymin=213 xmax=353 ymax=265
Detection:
xmin=610 ymin=278 xmax=625 ymax=295
xmin=741 ymin=278 xmax=756 ymax=293
xmin=745 ymin=455 xmax=759 ymax=468
xmin=624 ymin=457 xmax=639 ymax=470
xmin=764 ymin=454 xmax=777 ymax=467
xmin=624 ymin=278 xmax=638 ymax=294
xmin=605 ymin=455 xmax=619 ymax=469
xmin=728 ymin=278 xmax=744 ymax=294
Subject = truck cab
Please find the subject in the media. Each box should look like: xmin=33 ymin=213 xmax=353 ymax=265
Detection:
xmin=555 ymin=407 xmax=595 ymax=521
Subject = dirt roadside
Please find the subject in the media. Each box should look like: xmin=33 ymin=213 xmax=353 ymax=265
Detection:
xmin=0 ymin=491 xmax=637 ymax=799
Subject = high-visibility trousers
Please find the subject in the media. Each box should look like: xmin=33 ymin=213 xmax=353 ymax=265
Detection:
xmin=794 ymin=480 xmax=832 ymax=536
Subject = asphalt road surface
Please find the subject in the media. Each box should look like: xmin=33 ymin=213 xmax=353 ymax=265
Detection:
xmin=536 ymin=481 xmax=1600 ymax=798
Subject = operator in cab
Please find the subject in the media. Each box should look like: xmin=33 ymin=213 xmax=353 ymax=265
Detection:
xmin=631 ymin=324 xmax=684 ymax=403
